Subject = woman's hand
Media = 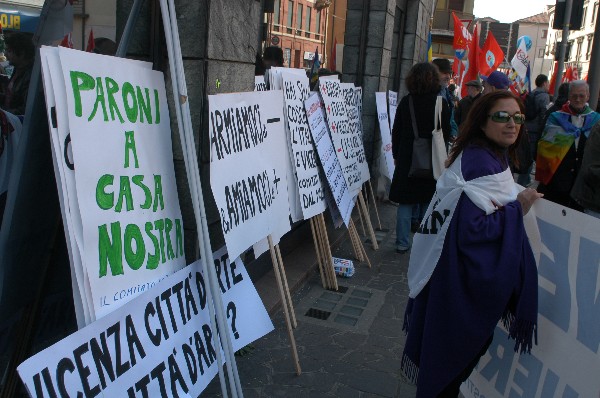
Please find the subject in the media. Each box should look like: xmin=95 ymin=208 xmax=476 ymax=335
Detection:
xmin=517 ymin=188 xmax=544 ymax=215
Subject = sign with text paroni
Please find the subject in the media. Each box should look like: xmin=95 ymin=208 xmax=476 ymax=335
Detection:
xmin=18 ymin=247 xmax=274 ymax=398
xmin=50 ymin=47 xmax=186 ymax=320
xmin=209 ymin=91 xmax=290 ymax=261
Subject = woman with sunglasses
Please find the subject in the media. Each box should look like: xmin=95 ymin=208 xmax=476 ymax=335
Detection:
xmin=401 ymin=91 xmax=543 ymax=397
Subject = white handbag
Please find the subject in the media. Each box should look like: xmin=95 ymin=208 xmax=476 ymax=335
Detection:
xmin=432 ymin=96 xmax=448 ymax=180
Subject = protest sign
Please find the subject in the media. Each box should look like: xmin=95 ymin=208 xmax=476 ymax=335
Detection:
xmin=375 ymin=92 xmax=394 ymax=180
xmin=304 ymin=92 xmax=353 ymax=227
xmin=48 ymin=47 xmax=185 ymax=320
xmin=355 ymin=87 xmax=363 ymax=136
xmin=281 ymin=70 xmax=326 ymax=220
xmin=254 ymin=76 xmax=267 ymax=92
xmin=18 ymin=247 xmax=274 ymax=397
xmin=319 ymin=80 xmax=367 ymax=195
xmin=208 ymin=91 xmax=290 ymax=261
xmin=340 ymin=83 xmax=370 ymax=185
xmin=388 ymin=91 xmax=398 ymax=132
xmin=462 ymin=199 xmax=600 ymax=398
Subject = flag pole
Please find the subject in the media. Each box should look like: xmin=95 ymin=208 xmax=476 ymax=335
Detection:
xmin=554 ymin=0 xmax=573 ymax=99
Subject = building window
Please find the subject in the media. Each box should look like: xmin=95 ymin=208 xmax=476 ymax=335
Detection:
xmin=583 ymin=7 xmax=588 ymax=25
xmin=274 ymin=0 xmax=280 ymax=25
xmin=448 ymin=0 xmax=464 ymax=11
xmin=568 ymin=40 xmax=574 ymax=60
xmin=316 ymin=10 xmax=321 ymax=34
xmin=287 ymin=1 xmax=294 ymax=34
xmin=542 ymin=29 xmax=548 ymax=39
xmin=587 ymin=35 xmax=594 ymax=59
xmin=577 ymin=37 xmax=583 ymax=60
xmin=593 ymin=2 xmax=599 ymax=24
xmin=305 ymin=7 xmax=312 ymax=38
xmin=297 ymin=4 xmax=303 ymax=30
xmin=284 ymin=48 xmax=291 ymax=67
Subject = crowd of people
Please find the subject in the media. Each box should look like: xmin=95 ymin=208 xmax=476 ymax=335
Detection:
xmin=391 ymin=58 xmax=599 ymax=397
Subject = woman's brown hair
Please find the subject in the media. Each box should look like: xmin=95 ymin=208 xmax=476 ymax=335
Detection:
xmin=405 ymin=62 xmax=441 ymax=95
xmin=448 ymin=90 xmax=525 ymax=167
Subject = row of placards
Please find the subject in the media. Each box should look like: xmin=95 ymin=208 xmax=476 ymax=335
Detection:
xmin=210 ymin=68 xmax=370 ymax=261
xmin=39 ymin=46 xmax=373 ymax=324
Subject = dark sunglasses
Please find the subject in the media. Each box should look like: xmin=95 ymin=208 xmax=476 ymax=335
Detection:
xmin=488 ymin=111 xmax=525 ymax=124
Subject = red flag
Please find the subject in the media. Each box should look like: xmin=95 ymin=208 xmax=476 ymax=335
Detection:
xmin=548 ymin=61 xmax=558 ymax=94
xmin=86 ymin=29 xmax=95 ymax=53
xmin=330 ymin=38 xmax=337 ymax=72
xmin=452 ymin=12 xmax=471 ymax=53
xmin=461 ymin=23 xmax=480 ymax=98
xmin=564 ymin=66 xmax=578 ymax=82
xmin=60 ymin=33 xmax=73 ymax=49
xmin=478 ymin=32 xmax=503 ymax=76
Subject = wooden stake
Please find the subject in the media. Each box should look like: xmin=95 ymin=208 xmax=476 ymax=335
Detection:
xmin=268 ymin=235 xmax=301 ymax=375
xmin=275 ymin=244 xmax=297 ymax=328
xmin=318 ymin=213 xmax=338 ymax=291
xmin=367 ymin=180 xmax=383 ymax=230
xmin=348 ymin=220 xmax=364 ymax=262
xmin=309 ymin=217 xmax=328 ymax=289
xmin=355 ymin=195 xmax=367 ymax=236
xmin=358 ymin=191 xmax=379 ymax=250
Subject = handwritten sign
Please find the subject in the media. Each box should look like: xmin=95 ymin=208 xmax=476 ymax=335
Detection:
xmin=209 ymin=91 xmax=290 ymax=261
xmin=50 ymin=47 xmax=186 ymax=320
xmin=18 ymin=247 xmax=274 ymax=398
xmin=388 ymin=90 xmax=398 ymax=132
xmin=281 ymin=71 xmax=326 ymax=219
xmin=463 ymin=200 xmax=600 ymax=398
xmin=341 ymin=83 xmax=370 ymax=185
xmin=304 ymin=93 xmax=353 ymax=227
xmin=319 ymin=80 xmax=367 ymax=195
xmin=375 ymin=92 xmax=395 ymax=180
xmin=254 ymin=76 xmax=267 ymax=92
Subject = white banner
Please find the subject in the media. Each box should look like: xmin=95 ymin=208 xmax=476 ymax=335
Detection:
xmin=208 ymin=91 xmax=290 ymax=261
xmin=18 ymin=247 xmax=274 ymax=398
xmin=463 ymin=199 xmax=600 ymax=398
xmin=388 ymin=90 xmax=398 ymax=132
xmin=304 ymin=93 xmax=354 ymax=227
xmin=49 ymin=47 xmax=186 ymax=320
xmin=375 ymin=92 xmax=394 ymax=180
xmin=319 ymin=80 xmax=367 ymax=195
xmin=281 ymin=71 xmax=326 ymax=220
xmin=511 ymin=39 xmax=529 ymax=82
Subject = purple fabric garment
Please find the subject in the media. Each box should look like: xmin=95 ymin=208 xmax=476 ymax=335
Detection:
xmin=401 ymin=145 xmax=538 ymax=397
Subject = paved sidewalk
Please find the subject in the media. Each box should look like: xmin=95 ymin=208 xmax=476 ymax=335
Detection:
xmin=204 ymin=200 xmax=420 ymax=397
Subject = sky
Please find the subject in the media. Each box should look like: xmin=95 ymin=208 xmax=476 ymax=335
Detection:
xmin=473 ymin=0 xmax=553 ymax=23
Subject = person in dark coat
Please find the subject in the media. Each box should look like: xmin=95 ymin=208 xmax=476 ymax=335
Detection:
xmin=0 ymin=33 xmax=34 ymax=116
xmin=390 ymin=62 xmax=451 ymax=253
xmin=454 ymin=79 xmax=482 ymax=128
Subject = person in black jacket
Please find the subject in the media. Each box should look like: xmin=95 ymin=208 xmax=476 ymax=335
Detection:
xmin=390 ymin=62 xmax=451 ymax=253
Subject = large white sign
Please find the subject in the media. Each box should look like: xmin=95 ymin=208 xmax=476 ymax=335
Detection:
xmin=208 ymin=91 xmax=290 ymax=261
xmin=375 ymin=92 xmax=395 ymax=180
xmin=42 ymin=47 xmax=186 ymax=321
xmin=18 ymin=248 xmax=274 ymax=398
xmin=304 ymin=93 xmax=354 ymax=227
xmin=319 ymin=80 xmax=367 ymax=195
xmin=463 ymin=200 xmax=600 ymax=398
xmin=281 ymin=71 xmax=326 ymax=219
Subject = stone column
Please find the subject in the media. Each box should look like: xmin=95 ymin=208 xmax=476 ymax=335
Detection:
xmin=117 ymin=0 xmax=261 ymax=261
